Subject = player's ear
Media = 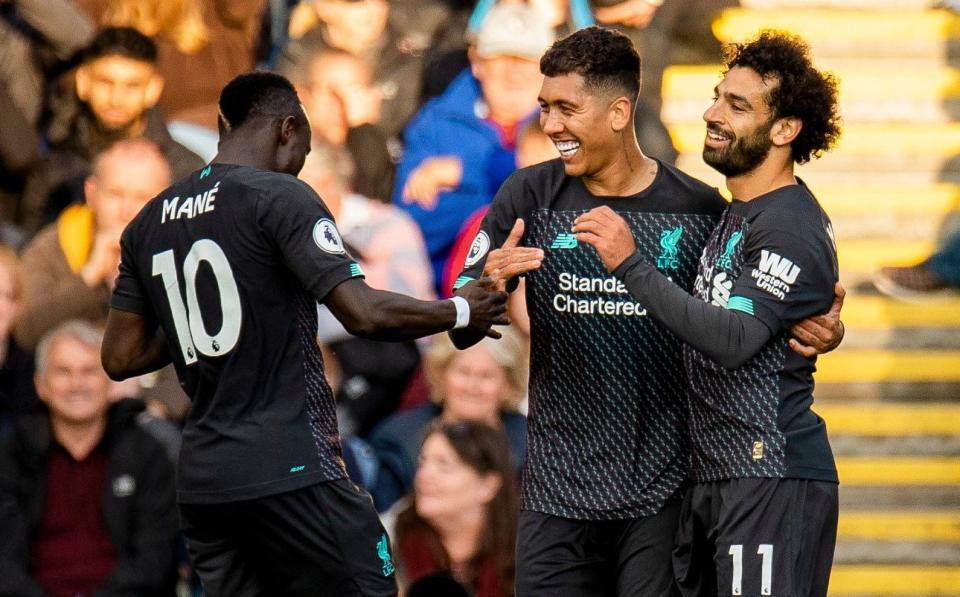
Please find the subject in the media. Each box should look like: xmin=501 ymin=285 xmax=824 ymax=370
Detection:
xmin=279 ymin=115 xmax=298 ymax=145
xmin=771 ymin=116 xmax=802 ymax=147
xmin=609 ymin=96 xmax=632 ymax=133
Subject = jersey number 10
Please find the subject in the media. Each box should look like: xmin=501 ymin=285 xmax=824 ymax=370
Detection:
xmin=152 ymin=239 xmax=242 ymax=364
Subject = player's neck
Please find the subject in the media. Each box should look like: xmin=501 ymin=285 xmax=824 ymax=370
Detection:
xmin=212 ymin=139 xmax=272 ymax=171
xmin=582 ymin=142 xmax=655 ymax=197
xmin=726 ymin=156 xmax=797 ymax=202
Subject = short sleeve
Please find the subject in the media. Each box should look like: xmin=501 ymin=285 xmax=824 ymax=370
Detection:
xmin=257 ymin=179 xmax=365 ymax=302
xmin=453 ymin=171 xmax=531 ymax=292
xmin=727 ymin=211 xmax=836 ymax=333
xmin=111 ymin=224 xmax=152 ymax=315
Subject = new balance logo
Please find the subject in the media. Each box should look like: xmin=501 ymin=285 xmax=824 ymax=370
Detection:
xmin=758 ymin=250 xmax=800 ymax=284
xmin=550 ymin=233 xmax=578 ymax=249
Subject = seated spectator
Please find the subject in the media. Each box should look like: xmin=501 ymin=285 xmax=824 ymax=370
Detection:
xmin=23 ymin=26 xmax=203 ymax=231
xmin=281 ymin=47 xmax=395 ymax=202
xmin=0 ymin=320 xmax=178 ymax=597
xmin=0 ymin=247 xmax=38 ymax=438
xmin=93 ymin=0 xmax=267 ymax=156
xmin=283 ymin=0 xmax=428 ymax=140
xmin=394 ymin=3 xmax=553 ymax=293
xmin=366 ymin=328 xmax=528 ymax=511
xmin=17 ymin=138 xmax=172 ymax=351
xmin=300 ymin=142 xmax=433 ymax=435
xmin=393 ymin=421 xmax=518 ymax=597
xmin=873 ymin=229 xmax=960 ymax=300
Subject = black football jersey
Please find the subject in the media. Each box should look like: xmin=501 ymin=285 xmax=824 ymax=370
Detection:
xmin=684 ymin=181 xmax=839 ymax=483
xmin=112 ymin=164 xmax=364 ymax=504
xmin=459 ymin=159 xmax=726 ymax=519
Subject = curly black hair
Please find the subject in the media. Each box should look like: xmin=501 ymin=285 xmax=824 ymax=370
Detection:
xmin=540 ymin=26 xmax=640 ymax=101
xmin=218 ymin=71 xmax=304 ymax=132
xmin=723 ymin=31 xmax=841 ymax=164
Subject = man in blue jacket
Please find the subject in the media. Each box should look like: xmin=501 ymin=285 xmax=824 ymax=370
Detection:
xmin=394 ymin=4 xmax=554 ymax=293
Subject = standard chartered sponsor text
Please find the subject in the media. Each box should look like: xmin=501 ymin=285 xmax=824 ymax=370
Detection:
xmin=553 ymin=272 xmax=648 ymax=317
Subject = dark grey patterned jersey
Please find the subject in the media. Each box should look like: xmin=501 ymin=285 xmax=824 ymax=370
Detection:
xmin=685 ymin=181 xmax=839 ymax=484
xmin=112 ymin=164 xmax=365 ymax=504
xmin=457 ymin=160 xmax=726 ymax=520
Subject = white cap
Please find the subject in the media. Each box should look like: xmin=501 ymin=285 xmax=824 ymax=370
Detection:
xmin=475 ymin=4 xmax=555 ymax=62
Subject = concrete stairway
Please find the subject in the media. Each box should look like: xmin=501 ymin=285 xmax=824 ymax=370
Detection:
xmin=661 ymin=2 xmax=960 ymax=595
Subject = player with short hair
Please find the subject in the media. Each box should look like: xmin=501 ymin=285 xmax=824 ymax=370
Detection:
xmin=452 ymin=27 xmax=842 ymax=596
xmin=574 ymin=31 xmax=843 ymax=596
xmin=101 ymin=71 xmax=508 ymax=597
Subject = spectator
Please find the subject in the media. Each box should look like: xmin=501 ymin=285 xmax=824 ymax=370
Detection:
xmin=92 ymin=0 xmax=267 ymax=156
xmin=0 ymin=0 xmax=95 ymax=227
xmin=394 ymin=3 xmax=553 ymax=292
xmin=16 ymin=139 xmax=172 ymax=351
xmin=393 ymin=421 xmax=518 ymax=597
xmin=283 ymin=0 xmax=428 ymax=140
xmin=23 ymin=26 xmax=203 ymax=231
xmin=873 ymin=229 xmax=960 ymax=300
xmin=299 ymin=142 xmax=433 ymax=435
xmin=367 ymin=328 xmax=528 ymax=511
xmin=0 ymin=320 xmax=178 ymax=597
xmin=0 ymin=247 xmax=38 ymax=438
xmin=281 ymin=48 xmax=396 ymax=202
xmin=593 ymin=0 xmax=738 ymax=164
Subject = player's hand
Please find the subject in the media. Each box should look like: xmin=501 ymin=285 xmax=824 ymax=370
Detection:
xmin=789 ymin=281 xmax=846 ymax=357
xmin=593 ymin=0 xmax=659 ymax=29
xmin=572 ymin=206 xmax=637 ymax=272
xmin=401 ymin=157 xmax=463 ymax=210
xmin=81 ymin=228 xmax=122 ymax=289
xmin=482 ymin=219 xmax=544 ymax=291
xmin=458 ymin=276 xmax=510 ymax=339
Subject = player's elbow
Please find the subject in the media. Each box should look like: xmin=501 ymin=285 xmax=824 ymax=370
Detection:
xmin=101 ymin=349 xmax=133 ymax=381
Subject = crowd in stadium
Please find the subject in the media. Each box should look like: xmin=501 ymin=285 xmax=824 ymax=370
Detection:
xmin=0 ymin=0 xmax=885 ymax=596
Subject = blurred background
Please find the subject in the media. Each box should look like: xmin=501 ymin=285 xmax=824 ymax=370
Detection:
xmin=0 ymin=0 xmax=958 ymax=596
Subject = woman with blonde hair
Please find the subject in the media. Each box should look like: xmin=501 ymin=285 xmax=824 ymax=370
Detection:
xmin=365 ymin=327 xmax=528 ymax=511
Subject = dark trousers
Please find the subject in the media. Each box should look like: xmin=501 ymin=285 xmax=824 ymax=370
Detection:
xmin=179 ymin=479 xmax=397 ymax=597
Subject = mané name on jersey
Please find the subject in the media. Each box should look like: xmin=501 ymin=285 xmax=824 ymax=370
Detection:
xmin=112 ymin=164 xmax=364 ymax=504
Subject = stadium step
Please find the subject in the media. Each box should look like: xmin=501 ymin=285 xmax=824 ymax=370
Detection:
xmin=712 ymin=8 xmax=960 ymax=60
xmin=663 ymin=63 xmax=960 ymax=124
xmin=662 ymin=3 xmax=960 ymax=593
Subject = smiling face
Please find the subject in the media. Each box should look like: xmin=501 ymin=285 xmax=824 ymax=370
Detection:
xmin=702 ymin=66 xmax=778 ymax=178
xmin=439 ymin=343 xmax=512 ymax=427
xmin=538 ymin=72 xmax=623 ymax=179
xmin=36 ymin=334 xmax=111 ymax=426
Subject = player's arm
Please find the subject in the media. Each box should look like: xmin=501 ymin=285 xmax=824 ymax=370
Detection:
xmin=102 ymin=308 xmax=172 ymax=380
xmin=323 ymin=277 xmax=509 ymax=341
xmin=574 ymin=206 xmax=838 ymax=369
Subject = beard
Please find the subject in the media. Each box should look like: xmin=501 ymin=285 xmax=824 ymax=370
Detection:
xmin=703 ymin=119 xmax=774 ymax=177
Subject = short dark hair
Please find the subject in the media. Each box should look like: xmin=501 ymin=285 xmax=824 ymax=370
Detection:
xmin=723 ymin=31 xmax=841 ymax=164
xmin=83 ymin=27 xmax=158 ymax=65
xmin=218 ymin=71 xmax=305 ymax=132
xmin=540 ymin=27 xmax=640 ymax=102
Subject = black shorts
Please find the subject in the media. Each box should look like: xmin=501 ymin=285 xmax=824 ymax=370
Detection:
xmin=516 ymin=499 xmax=681 ymax=597
xmin=179 ymin=479 xmax=397 ymax=597
xmin=673 ymin=478 xmax=838 ymax=597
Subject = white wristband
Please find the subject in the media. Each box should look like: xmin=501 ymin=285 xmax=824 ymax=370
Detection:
xmin=450 ymin=296 xmax=470 ymax=329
